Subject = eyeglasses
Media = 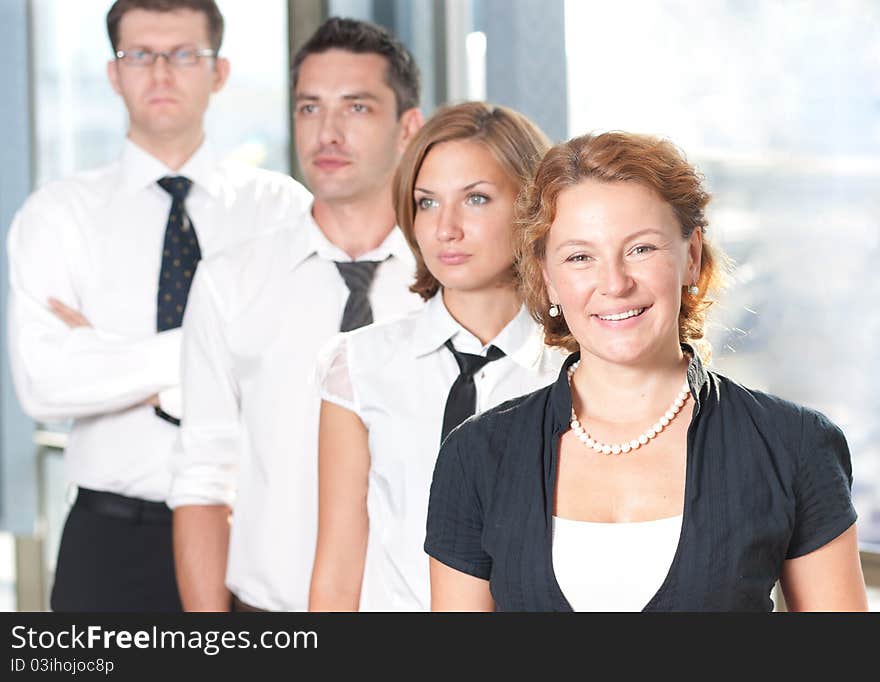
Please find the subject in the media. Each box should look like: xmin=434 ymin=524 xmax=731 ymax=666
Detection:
xmin=115 ymin=46 xmax=217 ymax=67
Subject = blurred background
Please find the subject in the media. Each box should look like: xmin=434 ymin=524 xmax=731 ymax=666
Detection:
xmin=0 ymin=0 xmax=877 ymax=610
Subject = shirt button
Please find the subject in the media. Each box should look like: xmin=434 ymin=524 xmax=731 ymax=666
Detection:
xmin=480 ymin=372 xmax=485 ymax=379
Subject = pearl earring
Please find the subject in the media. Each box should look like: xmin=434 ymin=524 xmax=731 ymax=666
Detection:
xmin=687 ymin=284 xmax=699 ymax=296
xmin=548 ymin=303 xmax=561 ymax=318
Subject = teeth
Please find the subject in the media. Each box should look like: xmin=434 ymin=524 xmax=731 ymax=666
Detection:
xmin=597 ymin=307 xmax=645 ymax=321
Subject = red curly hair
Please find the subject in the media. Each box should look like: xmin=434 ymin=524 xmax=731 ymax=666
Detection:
xmin=516 ymin=131 xmax=728 ymax=354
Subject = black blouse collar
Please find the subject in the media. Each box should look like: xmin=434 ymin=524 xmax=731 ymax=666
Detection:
xmin=549 ymin=343 xmax=710 ymax=431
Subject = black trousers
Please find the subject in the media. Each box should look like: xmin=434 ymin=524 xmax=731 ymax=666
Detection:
xmin=50 ymin=488 xmax=182 ymax=612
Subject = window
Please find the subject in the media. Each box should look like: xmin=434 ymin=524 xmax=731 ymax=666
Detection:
xmin=566 ymin=0 xmax=880 ymax=549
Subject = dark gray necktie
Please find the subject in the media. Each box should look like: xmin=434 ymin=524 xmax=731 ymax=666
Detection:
xmin=156 ymin=175 xmax=200 ymax=426
xmin=440 ymin=339 xmax=506 ymax=443
xmin=335 ymin=260 xmax=381 ymax=332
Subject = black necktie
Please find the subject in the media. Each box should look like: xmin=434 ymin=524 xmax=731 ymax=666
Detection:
xmin=156 ymin=176 xmax=201 ymax=425
xmin=335 ymin=260 xmax=381 ymax=332
xmin=440 ymin=339 xmax=505 ymax=443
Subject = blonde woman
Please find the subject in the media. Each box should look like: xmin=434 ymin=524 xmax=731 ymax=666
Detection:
xmin=309 ymin=103 xmax=565 ymax=611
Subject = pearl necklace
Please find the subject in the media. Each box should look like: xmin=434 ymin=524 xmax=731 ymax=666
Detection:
xmin=567 ymin=361 xmax=691 ymax=455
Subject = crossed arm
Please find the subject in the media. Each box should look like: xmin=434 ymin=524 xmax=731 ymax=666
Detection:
xmin=44 ymin=298 xmax=160 ymax=407
xmin=7 ymin=204 xmax=179 ymax=421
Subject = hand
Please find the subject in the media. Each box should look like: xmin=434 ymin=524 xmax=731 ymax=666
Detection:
xmin=143 ymin=394 xmax=161 ymax=407
xmin=48 ymin=297 xmax=92 ymax=328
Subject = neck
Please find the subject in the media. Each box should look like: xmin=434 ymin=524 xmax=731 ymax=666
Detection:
xmin=442 ymin=284 xmax=521 ymax=347
xmin=312 ymin=187 xmax=397 ymax=259
xmin=571 ymin=343 xmax=688 ymax=425
xmin=128 ymin=127 xmax=205 ymax=171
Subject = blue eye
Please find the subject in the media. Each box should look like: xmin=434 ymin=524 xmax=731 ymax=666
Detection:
xmin=127 ymin=49 xmax=151 ymax=64
xmin=416 ymin=197 xmax=438 ymax=210
xmin=298 ymin=103 xmax=318 ymax=115
xmin=566 ymin=253 xmax=593 ymax=263
xmin=465 ymin=193 xmax=489 ymax=206
xmin=171 ymin=47 xmax=196 ymax=64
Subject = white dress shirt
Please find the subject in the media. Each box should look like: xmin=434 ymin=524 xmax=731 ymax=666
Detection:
xmin=167 ymin=213 xmax=422 ymax=612
xmin=317 ymin=293 xmax=566 ymax=611
xmin=552 ymin=514 xmax=683 ymax=611
xmin=6 ymin=139 xmax=312 ymax=502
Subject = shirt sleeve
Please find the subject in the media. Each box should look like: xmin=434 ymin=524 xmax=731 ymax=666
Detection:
xmin=314 ymin=333 xmax=360 ymax=415
xmin=786 ymin=408 xmax=858 ymax=559
xmin=158 ymin=386 xmax=182 ymax=420
xmin=167 ymin=263 xmax=240 ymax=508
xmin=6 ymin=194 xmax=181 ymax=422
xmin=424 ymin=425 xmax=493 ymax=580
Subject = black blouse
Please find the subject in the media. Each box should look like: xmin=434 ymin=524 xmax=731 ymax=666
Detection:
xmin=424 ymin=349 xmax=857 ymax=611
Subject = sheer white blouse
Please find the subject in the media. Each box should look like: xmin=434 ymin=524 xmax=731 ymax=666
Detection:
xmin=318 ymin=293 xmax=565 ymax=611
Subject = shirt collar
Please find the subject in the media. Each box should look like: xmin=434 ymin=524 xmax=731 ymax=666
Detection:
xmin=119 ymin=137 xmax=223 ymax=198
xmin=289 ymin=207 xmax=413 ymax=270
xmin=412 ymin=293 xmax=546 ymax=370
xmin=549 ymin=342 xmax=710 ymax=432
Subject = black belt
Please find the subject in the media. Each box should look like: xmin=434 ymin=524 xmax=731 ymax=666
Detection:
xmin=74 ymin=488 xmax=172 ymax=524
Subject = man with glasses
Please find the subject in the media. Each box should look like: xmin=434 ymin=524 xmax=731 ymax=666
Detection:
xmin=6 ymin=0 xmax=309 ymax=611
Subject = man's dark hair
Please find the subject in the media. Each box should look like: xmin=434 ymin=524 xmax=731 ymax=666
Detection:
xmin=291 ymin=17 xmax=421 ymax=117
xmin=106 ymin=0 xmax=225 ymax=53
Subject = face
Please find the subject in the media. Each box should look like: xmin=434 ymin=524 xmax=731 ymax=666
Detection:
xmin=542 ymin=180 xmax=702 ymax=366
xmin=413 ymin=140 xmax=519 ymax=294
xmin=107 ymin=9 xmax=229 ymax=146
xmin=294 ymin=49 xmax=422 ymax=204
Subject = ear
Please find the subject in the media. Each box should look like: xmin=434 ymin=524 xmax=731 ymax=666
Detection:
xmin=542 ymin=263 xmax=560 ymax=306
xmin=687 ymin=228 xmax=703 ymax=283
xmin=396 ymin=108 xmax=424 ymax=153
xmin=211 ymin=57 xmax=231 ymax=93
xmin=107 ymin=59 xmax=123 ymax=96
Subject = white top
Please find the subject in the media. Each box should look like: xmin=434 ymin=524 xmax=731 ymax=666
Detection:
xmin=552 ymin=514 xmax=683 ymax=612
xmin=318 ymin=293 xmax=566 ymax=611
xmin=6 ymin=138 xmax=312 ymax=502
xmin=167 ymin=215 xmax=422 ymax=612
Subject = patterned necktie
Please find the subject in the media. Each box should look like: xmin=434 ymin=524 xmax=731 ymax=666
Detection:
xmin=440 ymin=339 xmax=506 ymax=443
xmin=334 ymin=260 xmax=382 ymax=332
xmin=156 ymin=176 xmax=201 ymax=425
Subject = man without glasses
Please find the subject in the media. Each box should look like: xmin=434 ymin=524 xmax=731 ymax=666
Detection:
xmin=6 ymin=0 xmax=310 ymax=611
xmin=169 ymin=17 xmax=425 ymax=611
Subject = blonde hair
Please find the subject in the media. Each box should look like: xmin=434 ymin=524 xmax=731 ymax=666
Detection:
xmin=393 ymin=101 xmax=550 ymax=300
xmin=516 ymin=131 xmax=728 ymax=353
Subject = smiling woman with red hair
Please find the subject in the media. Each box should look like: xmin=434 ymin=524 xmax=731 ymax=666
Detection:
xmin=425 ymin=131 xmax=868 ymax=612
